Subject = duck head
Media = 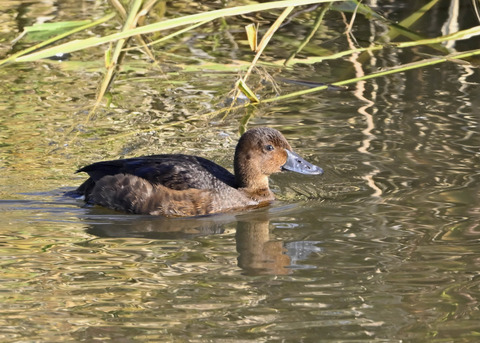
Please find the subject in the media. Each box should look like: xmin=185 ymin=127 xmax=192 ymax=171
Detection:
xmin=234 ymin=127 xmax=323 ymax=190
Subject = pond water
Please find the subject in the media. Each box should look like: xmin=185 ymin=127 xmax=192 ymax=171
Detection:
xmin=1 ymin=0 xmax=480 ymax=342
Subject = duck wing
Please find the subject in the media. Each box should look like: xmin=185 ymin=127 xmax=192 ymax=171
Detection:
xmin=76 ymin=154 xmax=236 ymax=191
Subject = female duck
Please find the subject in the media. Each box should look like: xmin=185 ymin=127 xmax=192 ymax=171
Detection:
xmin=73 ymin=127 xmax=323 ymax=217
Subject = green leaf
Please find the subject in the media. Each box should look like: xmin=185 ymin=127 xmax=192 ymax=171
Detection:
xmin=20 ymin=20 xmax=92 ymax=42
xmin=236 ymin=79 xmax=260 ymax=103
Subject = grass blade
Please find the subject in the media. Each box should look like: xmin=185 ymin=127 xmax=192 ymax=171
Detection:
xmin=0 ymin=12 xmax=116 ymax=66
xmin=284 ymin=4 xmax=330 ymax=66
xmin=14 ymin=0 xmax=341 ymax=62
xmin=265 ymin=48 xmax=480 ymax=103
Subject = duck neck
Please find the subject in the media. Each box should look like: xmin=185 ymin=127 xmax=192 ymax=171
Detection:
xmin=235 ymin=168 xmax=274 ymax=203
xmin=234 ymin=157 xmax=269 ymax=191
xmin=235 ymin=171 xmax=269 ymax=190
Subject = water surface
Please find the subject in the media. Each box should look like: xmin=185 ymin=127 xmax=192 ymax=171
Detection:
xmin=1 ymin=0 xmax=479 ymax=341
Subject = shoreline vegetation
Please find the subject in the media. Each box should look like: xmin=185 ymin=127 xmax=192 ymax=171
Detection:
xmin=1 ymin=0 xmax=479 ymax=135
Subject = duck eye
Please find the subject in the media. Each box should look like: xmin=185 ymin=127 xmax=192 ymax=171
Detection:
xmin=265 ymin=144 xmax=274 ymax=151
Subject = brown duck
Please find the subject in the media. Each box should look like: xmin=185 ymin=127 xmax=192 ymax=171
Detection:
xmin=72 ymin=127 xmax=323 ymax=217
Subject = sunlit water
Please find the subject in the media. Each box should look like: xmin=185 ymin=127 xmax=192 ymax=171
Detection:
xmin=1 ymin=1 xmax=480 ymax=342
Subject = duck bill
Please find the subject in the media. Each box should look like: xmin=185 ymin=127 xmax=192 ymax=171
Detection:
xmin=282 ymin=150 xmax=324 ymax=175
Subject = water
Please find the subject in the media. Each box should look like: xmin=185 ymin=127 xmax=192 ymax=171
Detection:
xmin=1 ymin=0 xmax=480 ymax=341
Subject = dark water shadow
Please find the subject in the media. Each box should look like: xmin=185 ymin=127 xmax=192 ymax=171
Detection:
xmin=83 ymin=210 xmax=231 ymax=239
xmin=79 ymin=203 xmax=303 ymax=275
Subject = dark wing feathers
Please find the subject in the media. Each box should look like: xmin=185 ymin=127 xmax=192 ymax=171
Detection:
xmin=77 ymin=154 xmax=236 ymax=191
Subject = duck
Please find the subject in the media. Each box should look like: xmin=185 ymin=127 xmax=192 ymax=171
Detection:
xmin=72 ymin=127 xmax=323 ymax=217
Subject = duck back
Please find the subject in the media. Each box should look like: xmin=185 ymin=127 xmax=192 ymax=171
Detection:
xmin=78 ymin=154 xmax=236 ymax=190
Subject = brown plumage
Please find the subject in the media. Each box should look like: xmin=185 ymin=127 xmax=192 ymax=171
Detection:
xmin=71 ymin=127 xmax=323 ymax=217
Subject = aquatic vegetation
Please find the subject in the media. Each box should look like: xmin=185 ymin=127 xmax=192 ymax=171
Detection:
xmin=2 ymin=0 xmax=479 ymax=129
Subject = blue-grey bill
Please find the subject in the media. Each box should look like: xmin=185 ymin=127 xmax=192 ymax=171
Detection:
xmin=282 ymin=150 xmax=324 ymax=175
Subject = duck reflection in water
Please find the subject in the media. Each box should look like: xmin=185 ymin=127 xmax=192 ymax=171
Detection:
xmin=84 ymin=209 xmax=296 ymax=275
